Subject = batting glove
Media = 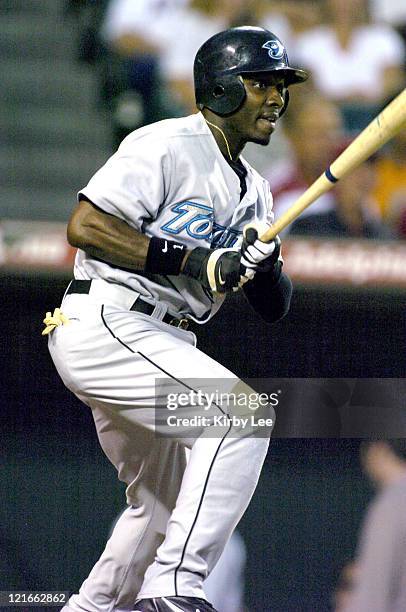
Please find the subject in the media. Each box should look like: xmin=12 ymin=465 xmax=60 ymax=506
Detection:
xmin=240 ymin=223 xmax=282 ymax=275
xmin=182 ymin=247 xmax=249 ymax=293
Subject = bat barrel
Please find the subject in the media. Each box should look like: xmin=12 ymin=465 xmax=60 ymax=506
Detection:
xmin=260 ymin=88 xmax=406 ymax=242
xmin=331 ymin=88 xmax=406 ymax=180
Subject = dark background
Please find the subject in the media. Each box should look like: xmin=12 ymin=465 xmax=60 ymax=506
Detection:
xmin=1 ymin=273 xmax=404 ymax=611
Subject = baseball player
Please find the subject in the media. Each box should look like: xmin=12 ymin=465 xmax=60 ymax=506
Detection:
xmin=46 ymin=27 xmax=308 ymax=612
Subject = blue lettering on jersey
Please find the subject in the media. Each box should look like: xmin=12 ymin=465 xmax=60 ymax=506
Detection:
xmin=161 ymin=202 xmax=242 ymax=248
xmin=161 ymin=202 xmax=213 ymax=239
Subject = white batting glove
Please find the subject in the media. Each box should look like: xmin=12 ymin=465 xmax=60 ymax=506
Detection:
xmin=240 ymin=223 xmax=282 ymax=275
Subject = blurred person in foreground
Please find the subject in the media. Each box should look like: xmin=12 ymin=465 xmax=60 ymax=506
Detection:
xmin=293 ymin=0 xmax=405 ymax=131
xmin=342 ymin=440 xmax=406 ymax=612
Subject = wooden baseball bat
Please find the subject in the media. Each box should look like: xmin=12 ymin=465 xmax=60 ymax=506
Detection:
xmin=261 ymin=88 xmax=406 ymax=241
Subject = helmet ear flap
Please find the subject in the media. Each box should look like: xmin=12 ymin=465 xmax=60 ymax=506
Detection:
xmin=207 ymin=75 xmax=246 ymax=115
xmin=279 ymin=88 xmax=290 ymax=117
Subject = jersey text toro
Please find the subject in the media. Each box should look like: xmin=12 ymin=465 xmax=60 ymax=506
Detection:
xmin=161 ymin=202 xmax=241 ymax=248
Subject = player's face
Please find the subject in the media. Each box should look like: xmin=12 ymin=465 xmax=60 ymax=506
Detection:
xmin=227 ymin=74 xmax=286 ymax=146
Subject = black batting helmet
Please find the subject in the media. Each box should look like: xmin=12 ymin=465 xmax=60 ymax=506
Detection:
xmin=194 ymin=26 xmax=308 ymax=116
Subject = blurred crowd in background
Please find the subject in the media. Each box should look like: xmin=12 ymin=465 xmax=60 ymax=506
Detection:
xmin=65 ymin=0 xmax=406 ymax=241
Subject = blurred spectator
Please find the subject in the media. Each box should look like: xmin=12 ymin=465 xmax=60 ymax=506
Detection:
xmin=99 ymin=0 xmax=251 ymax=145
xmin=233 ymin=0 xmax=292 ymax=48
xmin=289 ymin=156 xmax=391 ymax=239
xmin=100 ymin=0 xmax=188 ymax=144
xmin=159 ymin=0 xmax=240 ymax=115
xmin=65 ymin=0 xmax=110 ymax=65
xmin=240 ymin=1 xmax=322 ymax=175
xmin=372 ymin=129 xmax=406 ymax=238
xmin=102 ymin=0 xmax=191 ymax=62
xmin=266 ymin=93 xmax=344 ymax=229
xmin=342 ymin=440 xmax=406 ymax=612
xmin=370 ymin=0 xmax=406 ymax=51
xmin=262 ymin=0 xmax=322 ymax=47
xmin=293 ymin=0 xmax=406 ymax=131
xmin=370 ymin=0 xmax=406 ymax=28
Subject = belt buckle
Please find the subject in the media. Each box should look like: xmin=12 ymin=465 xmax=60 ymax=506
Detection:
xmin=170 ymin=317 xmax=189 ymax=330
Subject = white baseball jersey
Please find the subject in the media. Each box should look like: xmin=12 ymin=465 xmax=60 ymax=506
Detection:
xmin=77 ymin=112 xmax=274 ymax=322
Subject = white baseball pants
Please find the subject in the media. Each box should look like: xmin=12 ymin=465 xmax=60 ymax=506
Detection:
xmin=49 ymin=284 xmax=274 ymax=611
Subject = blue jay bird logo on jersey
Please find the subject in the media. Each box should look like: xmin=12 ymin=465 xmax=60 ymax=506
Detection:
xmin=262 ymin=40 xmax=285 ymax=60
xmin=161 ymin=202 xmax=241 ymax=248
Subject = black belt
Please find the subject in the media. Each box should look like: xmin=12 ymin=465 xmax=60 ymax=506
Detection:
xmin=66 ymin=280 xmax=189 ymax=329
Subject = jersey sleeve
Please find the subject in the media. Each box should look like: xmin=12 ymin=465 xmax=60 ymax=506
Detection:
xmin=79 ymin=133 xmax=172 ymax=231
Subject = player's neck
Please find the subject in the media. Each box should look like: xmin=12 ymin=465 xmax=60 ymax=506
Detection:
xmin=202 ymin=111 xmax=244 ymax=161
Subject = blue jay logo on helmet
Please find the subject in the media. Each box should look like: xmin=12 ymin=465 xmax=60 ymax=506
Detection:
xmin=262 ymin=40 xmax=285 ymax=60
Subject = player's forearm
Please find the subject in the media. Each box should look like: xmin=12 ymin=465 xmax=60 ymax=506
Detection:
xmin=68 ymin=200 xmax=252 ymax=293
xmin=67 ymin=200 xmax=150 ymax=270
xmin=243 ymin=270 xmax=292 ymax=323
